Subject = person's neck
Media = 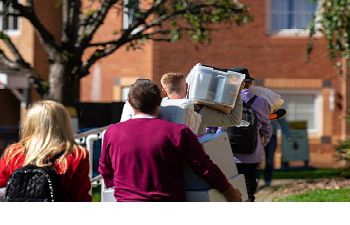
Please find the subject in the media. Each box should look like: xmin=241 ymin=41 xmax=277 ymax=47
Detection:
xmin=133 ymin=111 xmax=157 ymax=118
xmin=167 ymin=93 xmax=185 ymax=99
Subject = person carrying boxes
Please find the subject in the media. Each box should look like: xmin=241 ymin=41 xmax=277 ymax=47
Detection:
xmin=160 ymin=72 xmax=244 ymax=135
xmin=224 ymin=67 xmax=272 ymax=202
xmin=99 ymin=79 xmax=242 ymax=202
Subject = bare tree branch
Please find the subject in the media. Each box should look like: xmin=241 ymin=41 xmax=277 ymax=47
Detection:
xmin=0 ymin=47 xmax=47 ymax=97
xmin=77 ymin=0 xmax=118 ymax=49
xmin=62 ymin=0 xmax=82 ymax=49
xmin=9 ymin=0 xmax=61 ymax=58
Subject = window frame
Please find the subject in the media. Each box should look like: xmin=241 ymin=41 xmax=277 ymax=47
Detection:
xmin=122 ymin=0 xmax=139 ymax=30
xmin=266 ymin=0 xmax=319 ymax=36
xmin=274 ymin=89 xmax=323 ymax=136
xmin=0 ymin=2 xmax=21 ymax=35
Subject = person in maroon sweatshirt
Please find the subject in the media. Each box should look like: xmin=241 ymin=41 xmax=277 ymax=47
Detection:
xmin=99 ymin=79 xmax=242 ymax=202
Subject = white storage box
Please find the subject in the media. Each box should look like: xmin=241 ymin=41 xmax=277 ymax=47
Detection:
xmin=184 ymin=132 xmax=238 ymax=190
xmin=185 ymin=174 xmax=248 ymax=202
xmin=160 ymin=98 xmax=202 ymax=134
xmin=186 ymin=64 xmax=245 ymax=113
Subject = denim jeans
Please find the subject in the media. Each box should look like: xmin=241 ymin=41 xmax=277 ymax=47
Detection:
xmin=264 ymin=134 xmax=277 ymax=185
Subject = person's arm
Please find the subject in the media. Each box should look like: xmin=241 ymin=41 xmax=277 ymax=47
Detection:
xmin=253 ymin=98 xmax=272 ymax=146
xmin=69 ymin=148 xmax=92 ymax=202
xmin=198 ymin=95 xmax=243 ymax=134
xmin=98 ymin=128 xmax=114 ymax=188
xmin=178 ymin=126 xmax=242 ymax=201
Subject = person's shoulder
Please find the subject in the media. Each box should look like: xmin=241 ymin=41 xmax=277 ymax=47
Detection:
xmin=155 ymin=118 xmax=190 ymax=131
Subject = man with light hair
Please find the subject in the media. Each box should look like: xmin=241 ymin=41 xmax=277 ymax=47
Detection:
xmin=160 ymin=72 xmax=243 ymax=135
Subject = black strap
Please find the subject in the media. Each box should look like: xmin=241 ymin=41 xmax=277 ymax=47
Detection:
xmin=194 ymin=104 xmax=204 ymax=113
xmin=244 ymin=95 xmax=258 ymax=108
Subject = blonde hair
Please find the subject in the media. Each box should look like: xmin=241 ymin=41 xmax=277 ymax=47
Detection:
xmin=6 ymin=100 xmax=82 ymax=170
xmin=160 ymin=72 xmax=186 ymax=94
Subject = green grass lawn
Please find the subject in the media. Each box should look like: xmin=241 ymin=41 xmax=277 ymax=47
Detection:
xmin=270 ymin=169 xmax=342 ymax=179
xmin=276 ymin=187 xmax=350 ymax=202
xmin=92 ymin=185 xmax=101 ymax=202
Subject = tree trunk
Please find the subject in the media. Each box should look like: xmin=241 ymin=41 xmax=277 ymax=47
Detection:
xmin=48 ymin=61 xmax=80 ymax=106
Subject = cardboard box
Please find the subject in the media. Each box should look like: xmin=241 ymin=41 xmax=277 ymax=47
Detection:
xmin=184 ymin=132 xmax=238 ymax=190
xmin=185 ymin=174 xmax=248 ymax=202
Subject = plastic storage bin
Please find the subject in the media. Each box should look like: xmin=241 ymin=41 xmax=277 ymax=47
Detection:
xmin=186 ymin=63 xmax=245 ymax=113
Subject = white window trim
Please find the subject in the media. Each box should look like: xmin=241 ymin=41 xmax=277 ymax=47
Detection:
xmin=0 ymin=2 xmax=21 ymax=36
xmin=266 ymin=0 xmax=320 ymax=37
xmin=275 ymin=89 xmax=323 ymax=136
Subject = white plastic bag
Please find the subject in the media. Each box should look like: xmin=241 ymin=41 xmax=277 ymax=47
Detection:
xmin=250 ymin=86 xmax=284 ymax=112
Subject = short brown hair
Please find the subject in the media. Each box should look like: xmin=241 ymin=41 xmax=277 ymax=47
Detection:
xmin=160 ymin=72 xmax=186 ymax=93
xmin=128 ymin=79 xmax=162 ymax=114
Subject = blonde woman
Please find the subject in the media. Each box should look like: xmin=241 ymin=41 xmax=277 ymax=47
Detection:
xmin=0 ymin=100 xmax=91 ymax=201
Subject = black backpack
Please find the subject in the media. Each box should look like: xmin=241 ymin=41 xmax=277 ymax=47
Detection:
xmin=226 ymin=95 xmax=258 ymax=155
xmin=5 ymin=163 xmax=62 ymax=202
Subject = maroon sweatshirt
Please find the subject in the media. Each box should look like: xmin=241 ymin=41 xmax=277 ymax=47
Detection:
xmin=99 ymin=118 xmax=230 ymax=201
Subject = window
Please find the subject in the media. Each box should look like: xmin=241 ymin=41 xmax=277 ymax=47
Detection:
xmin=121 ymin=86 xmax=131 ymax=102
xmin=0 ymin=2 xmax=20 ymax=33
xmin=123 ymin=0 xmax=139 ymax=30
xmin=276 ymin=90 xmax=322 ymax=134
xmin=269 ymin=0 xmax=317 ymax=34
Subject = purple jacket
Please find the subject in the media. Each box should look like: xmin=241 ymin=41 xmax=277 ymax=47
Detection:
xmin=99 ymin=118 xmax=230 ymax=201
xmin=234 ymin=88 xmax=272 ymax=164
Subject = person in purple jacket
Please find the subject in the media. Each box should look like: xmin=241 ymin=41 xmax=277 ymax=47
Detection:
xmin=99 ymin=79 xmax=242 ymax=202
xmin=228 ymin=67 xmax=272 ymax=202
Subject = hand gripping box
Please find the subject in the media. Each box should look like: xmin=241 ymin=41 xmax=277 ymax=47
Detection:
xmin=184 ymin=132 xmax=238 ymax=190
xmin=186 ymin=63 xmax=245 ymax=113
xmin=185 ymin=174 xmax=248 ymax=202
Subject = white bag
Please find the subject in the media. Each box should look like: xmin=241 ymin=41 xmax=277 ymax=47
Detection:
xmin=250 ymin=86 xmax=284 ymax=112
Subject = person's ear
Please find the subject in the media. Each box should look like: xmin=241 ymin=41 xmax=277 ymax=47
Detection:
xmin=186 ymin=83 xmax=189 ymax=97
xmin=161 ymin=88 xmax=168 ymax=97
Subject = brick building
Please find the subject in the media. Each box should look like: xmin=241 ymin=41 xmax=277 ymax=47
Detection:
xmin=81 ymin=0 xmax=349 ymax=168
xmin=1 ymin=0 xmax=349 ymax=167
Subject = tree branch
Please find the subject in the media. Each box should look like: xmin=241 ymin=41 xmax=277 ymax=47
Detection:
xmin=0 ymin=47 xmax=47 ymax=97
xmin=77 ymin=0 xmax=118 ymax=49
xmin=9 ymin=0 xmax=61 ymax=58
xmin=62 ymin=0 xmax=82 ymax=49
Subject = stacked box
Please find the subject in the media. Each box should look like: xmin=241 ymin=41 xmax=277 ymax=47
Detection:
xmin=184 ymin=132 xmax=248 ymax=202
xmin=184 ymin=132 xmax=238 ymax=189
xmin=185 ymin=174 xmax=248 ymax=202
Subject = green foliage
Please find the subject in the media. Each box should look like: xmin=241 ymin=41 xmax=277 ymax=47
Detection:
xmin=168 ymin=0 xmax=252 ymax=43
xmin=0 ymin=31 xmax=9 ymax=40
xmin=336 ymin=139 xmax=350 ymax=178
xmin=308 ymin=0 xmax=350 ymax=72
xmin=276 ymin=187 xmax=350 ymax=202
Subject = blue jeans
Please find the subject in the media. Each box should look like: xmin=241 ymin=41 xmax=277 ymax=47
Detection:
xmin=264 ymin=134 xmax=277 ymax=185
